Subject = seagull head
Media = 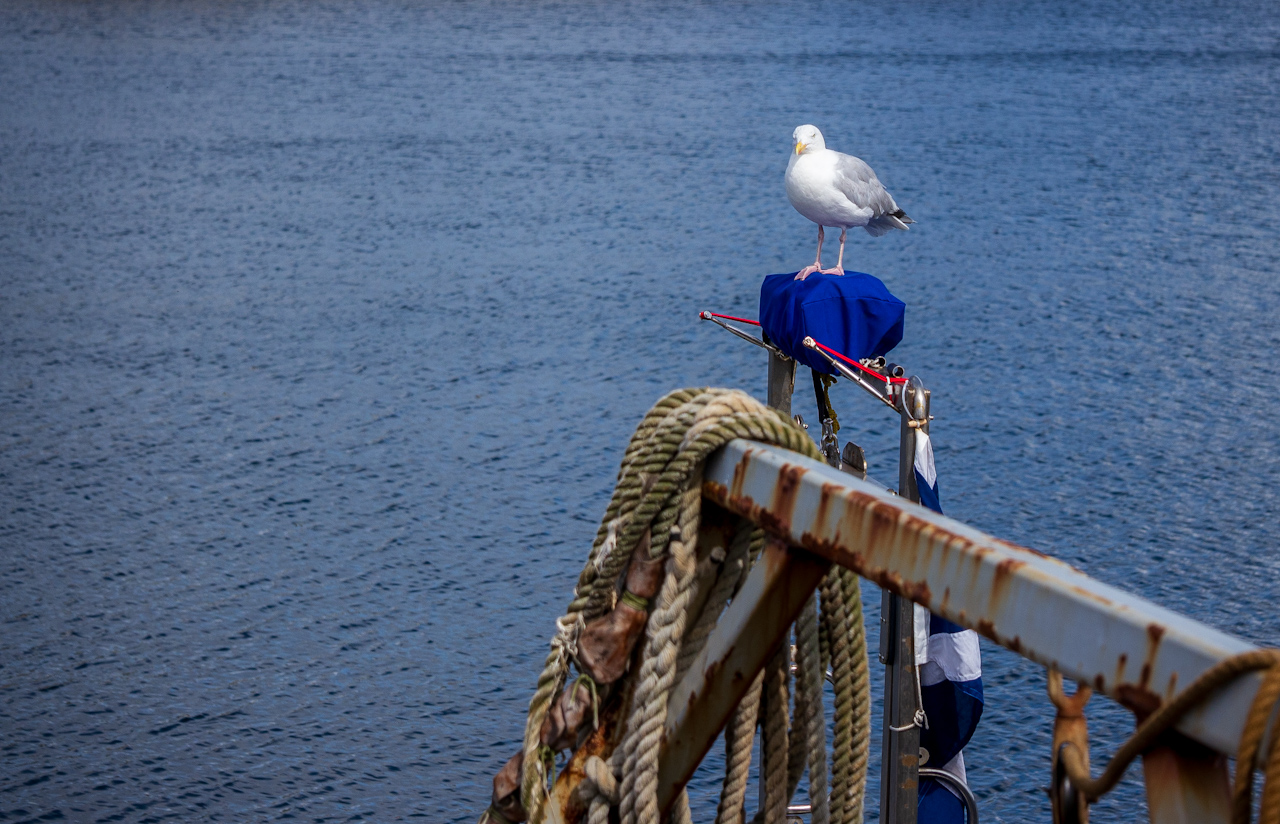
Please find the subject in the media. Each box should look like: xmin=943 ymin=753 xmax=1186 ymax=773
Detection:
xmin=792 ymin=124 xmax=825 ymax=155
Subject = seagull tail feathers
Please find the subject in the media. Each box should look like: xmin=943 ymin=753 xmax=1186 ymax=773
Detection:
xmin=865 ymin=208 xmax=914 ymax=236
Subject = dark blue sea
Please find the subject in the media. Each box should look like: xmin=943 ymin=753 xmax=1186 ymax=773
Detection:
xmin=3 ymin=1 xmax=1279 ymax=821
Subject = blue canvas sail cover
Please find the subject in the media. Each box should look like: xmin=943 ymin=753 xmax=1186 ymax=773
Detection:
xmin=759 ymin=272 xmax=905 ymax=374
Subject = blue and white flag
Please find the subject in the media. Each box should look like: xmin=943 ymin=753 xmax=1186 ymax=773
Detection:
xmin=911 ymin=432 xmax=984 ymax=823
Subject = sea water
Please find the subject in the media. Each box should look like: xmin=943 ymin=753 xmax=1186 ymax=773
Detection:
xmin=2 ymin=1 xmax=1278 ymax=820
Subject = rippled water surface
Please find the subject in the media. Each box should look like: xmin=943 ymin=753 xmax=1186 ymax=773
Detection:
xmin=3 ymin=1 xmax=1280 ymax=821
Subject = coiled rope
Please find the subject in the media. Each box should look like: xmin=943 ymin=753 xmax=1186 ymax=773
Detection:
xmin=510 ymin=387 xmax=873 ymax=824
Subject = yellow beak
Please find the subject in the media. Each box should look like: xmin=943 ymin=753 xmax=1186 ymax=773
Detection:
xmin=794 ymin=142 xmax=805 ymax=155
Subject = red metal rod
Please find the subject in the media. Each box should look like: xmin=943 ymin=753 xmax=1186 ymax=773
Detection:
xmin=810 ymin=339 xmax=908 ymax=385
xmin=703 ymin=312 xmax=761 ymax=327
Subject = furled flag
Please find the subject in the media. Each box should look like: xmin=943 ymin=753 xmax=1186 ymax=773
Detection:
xmin=911 ymin=431 xmax=984 ymax=823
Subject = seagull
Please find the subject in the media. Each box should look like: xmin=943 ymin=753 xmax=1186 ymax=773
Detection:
xmin=785 ymin=124 xmax=914 ymax=280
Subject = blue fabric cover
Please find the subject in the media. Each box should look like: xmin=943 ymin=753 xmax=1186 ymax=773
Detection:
xmin=759 ymin=272 xmax=905 ymax=375
xmin=918 ymin=779 xmax=966 ymax=824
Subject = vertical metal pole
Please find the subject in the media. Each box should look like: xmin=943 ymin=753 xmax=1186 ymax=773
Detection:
xmin=767 ymin=352 xmax=795 ymax=416
xmin=762 ymin=349 xmax=795 ymax=816
xmin=880 ymin=379 xmax=927 ymax=824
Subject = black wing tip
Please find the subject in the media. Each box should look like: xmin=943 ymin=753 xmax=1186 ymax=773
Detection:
xmin=891 ymin=208 xmax=915 ymax=224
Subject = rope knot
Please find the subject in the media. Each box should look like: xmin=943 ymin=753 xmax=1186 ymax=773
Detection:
xmin=579 ymin=755 xmax=619 ymax=805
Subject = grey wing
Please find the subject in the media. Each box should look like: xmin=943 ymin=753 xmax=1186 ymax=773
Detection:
xmin=835 ymin=153 xmax=913 ymax=235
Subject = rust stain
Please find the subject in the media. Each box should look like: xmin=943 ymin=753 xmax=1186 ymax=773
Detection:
xmin=812 ymin=482 xmax=840 ymax=539
xmin=833 ymin=504 xmax=864 ymax=553
xmin=877 ymin=570 xmax=905 ymax=592
xmin=766 ymin=463 xmax=806 ymax=534
xmin=991 ymin=535 xmax=1052 ymax=560
xmin=1007 ymin=635 xmax=1024 ymax=655
xmin=1068 ymin=583 xmax=1114 ymax=607
xmin=974 ymin=618 xmax=997 ymax=642
xmin=1115 ymin=653 xmax=1129 ymax=689
xmin=746 ymin=500 xmax=789 ymax=539
xmin=730 ymin=452 xmax=752 ymax=499
xmin=555 ymin=724 xmax=613 ymax=824
xmin=903 ymin=579 xmax=932 ymax=605
xmin=989 ymin=557 xmax=1025 ymax=610
xmin=717 ymin=489 xmax=808 ymax=548
xmin=1139 ymin=623 xmax=1167 ymax=690
xmin=763 ymin=538 xmax=789 ymax=575
xmin=1117 ymin=683 xmax=1163 ymax=719
xmin=1094 ymin=674 xmax=1106 ymax=693
xmin=697 ymin=503 xmax=737 ymax=562
xmin=865 ymin=500 xmax=897 ymax=559
xmin=800 ymin=530 xmax=868 ymax=574
xmin=550 ymin=685 xmax=624 ymax=824
xmin=965 ymin=545 xmax=992 ymax=588
xmin=692 ymin=655 xmax=727 ymax=707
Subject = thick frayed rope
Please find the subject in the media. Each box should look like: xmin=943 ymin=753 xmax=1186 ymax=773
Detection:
xmin=513 ymin=388 xmax=872 ymax=824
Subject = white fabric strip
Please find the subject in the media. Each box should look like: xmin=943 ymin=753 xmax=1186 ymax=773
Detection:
xmin=913 ymin=602 xmax=931 ymax=667
xmin=919 ymin=630 xmax=983 ymax=686
xmin=914 ymin=430 xmax=936 ymax=488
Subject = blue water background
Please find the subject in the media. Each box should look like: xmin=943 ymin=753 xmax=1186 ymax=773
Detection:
xmin=3 ymin=1 xmax=1279 ymax=821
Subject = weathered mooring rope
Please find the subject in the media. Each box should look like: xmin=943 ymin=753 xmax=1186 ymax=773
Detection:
xmin=484 ymin=387 xmax=872 ymax=824
xmin=1055 ymin=648 xmax=1280 ymax=824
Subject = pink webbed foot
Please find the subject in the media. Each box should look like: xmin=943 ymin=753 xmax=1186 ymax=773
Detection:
xmin=795 ymin=264 xmax=821 ymax=280
xmin=818 ymin=266 xmax=845 ymax=276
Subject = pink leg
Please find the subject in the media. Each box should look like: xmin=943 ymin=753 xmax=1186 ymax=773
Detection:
xmin=795 ymin=226 xmax=824 ymax=280
xmin=820 ymin=228 xmax=847 ymax=275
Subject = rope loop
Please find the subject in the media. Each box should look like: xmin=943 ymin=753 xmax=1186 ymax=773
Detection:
xmin=572 ymin=673 xmax=601 ymax=732
xmin=1055 ymin=648 xmax=1280 ymax=824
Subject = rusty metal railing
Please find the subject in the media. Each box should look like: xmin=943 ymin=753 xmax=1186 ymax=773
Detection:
xmin=668 ymin=317 xmax=1262 ymax=823
xmin=701 ymin=438 xmax=1263 ymax=758
xmin=696 ymin=436 xmax=1259 ymax=823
